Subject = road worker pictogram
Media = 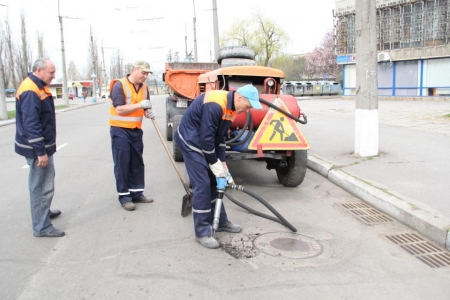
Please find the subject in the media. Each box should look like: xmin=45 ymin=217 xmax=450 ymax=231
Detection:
xmin=249 ymin=97 xmax=310 ymax=150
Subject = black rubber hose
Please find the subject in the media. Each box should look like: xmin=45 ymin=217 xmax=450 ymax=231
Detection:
xmin=225 ymin=185 xmax=297 ymax=232
xmin=259 ymin=98 xmax=308 ymax=124
xmin=227 ymin=115 xmax=254 ymax=147
xmin=226 ymin=111 xmax=250 ymax=144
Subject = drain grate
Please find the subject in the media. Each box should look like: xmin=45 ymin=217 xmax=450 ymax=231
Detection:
xmin=386 ymin=233 xmax=450 ymax=268
xmin=337 ymin=202 xmax=393 ymax=225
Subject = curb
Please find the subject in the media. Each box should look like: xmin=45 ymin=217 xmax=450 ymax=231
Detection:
xmin=0 ymin=101 xmax=105 ymax=127
xmin=307 ymin=153 xmax=450 ymax=251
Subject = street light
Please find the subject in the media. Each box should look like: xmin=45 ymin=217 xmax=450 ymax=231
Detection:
xmin=91 ymin=73 xmax=97 ymax=103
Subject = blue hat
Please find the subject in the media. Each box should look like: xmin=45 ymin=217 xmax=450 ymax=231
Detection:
xmin=237 ymin=85 xmax=262 ymax=109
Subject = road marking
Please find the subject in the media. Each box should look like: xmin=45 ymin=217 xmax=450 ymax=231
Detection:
xmin=22 ymin=143 xmax=68 ymax=169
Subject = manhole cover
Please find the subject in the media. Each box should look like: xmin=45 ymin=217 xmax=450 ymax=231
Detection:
xmin=253 ymin=232 xmax=323 ymax=259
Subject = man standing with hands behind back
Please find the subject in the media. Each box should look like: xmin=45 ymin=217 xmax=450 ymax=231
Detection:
xmin=109 ymin=61 xmax=156 ymax=211
xmin=15 ymin=58 xmax=64 ymax=238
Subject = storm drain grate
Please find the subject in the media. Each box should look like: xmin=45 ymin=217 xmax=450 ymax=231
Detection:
xmin=337 ymin=202 xmax=393 ymax=225
xmin=386 ymin=233 xmax=450 ymax=268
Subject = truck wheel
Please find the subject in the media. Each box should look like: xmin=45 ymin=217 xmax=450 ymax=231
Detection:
xmin=172 ymin=115 xmax=184 ymax=162
xmin=217 ymin=46 xmax=255 ymax=64
xmin=166 ymin=97 xmax=176 ymax=141
xmin=220 ymin=58 xmax=257 ymax=68
xmin=166 ymin=113 xmax=173 ymax=141
xmin=276 ymin=150 xmax=307 ymax=187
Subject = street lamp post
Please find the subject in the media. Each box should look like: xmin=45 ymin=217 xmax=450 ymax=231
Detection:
xmin=91 ymin=73 xmax=97 ymax=103
xmin=58 ymin=0 xmax=69 ymax=107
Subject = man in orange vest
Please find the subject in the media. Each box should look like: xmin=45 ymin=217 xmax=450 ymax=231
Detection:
xmin=109 ymin=61 xmax=156 ymax=211
xmin=15 ymin=58 xmax=65 ymax=237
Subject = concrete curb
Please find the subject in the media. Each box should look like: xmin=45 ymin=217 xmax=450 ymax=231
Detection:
xmin=307 ymin=152 xmax=450 ymax=251
xmin=0 ymin=101 xmax=105 ymax=127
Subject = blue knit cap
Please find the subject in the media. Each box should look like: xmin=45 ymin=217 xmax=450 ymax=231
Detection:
xmin=237 ymin=84 xmax=262 ymax=109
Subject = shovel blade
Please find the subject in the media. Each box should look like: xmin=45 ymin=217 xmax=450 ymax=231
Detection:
xmin=181 ymin=193 xmax=193 ymax=217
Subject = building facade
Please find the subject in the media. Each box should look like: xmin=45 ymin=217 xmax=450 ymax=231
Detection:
xmin=335 ymin=0 xmax=450 ymax=97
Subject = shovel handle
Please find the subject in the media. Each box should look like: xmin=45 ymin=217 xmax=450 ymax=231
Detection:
xmin=151 ymin=119 xmax=190 ymax=194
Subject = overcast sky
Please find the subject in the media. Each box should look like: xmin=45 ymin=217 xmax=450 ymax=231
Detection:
xmin=1 ymin=0 xmax=336 ymax=77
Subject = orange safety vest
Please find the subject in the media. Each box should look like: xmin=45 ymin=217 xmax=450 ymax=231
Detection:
xmin=109 ymin=78 xmax=148 ymax=129
xmin=203 ymin=91 xmax=237 ymax=122
xmin=16 ymin=78 xmax=52 ymax=100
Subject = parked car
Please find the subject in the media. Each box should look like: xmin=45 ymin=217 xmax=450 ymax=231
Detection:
xmin=68 ymin=92 xmax=74 ymax=100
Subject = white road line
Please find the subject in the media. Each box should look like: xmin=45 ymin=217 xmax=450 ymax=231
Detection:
xmin=22 ymin=143 xmax=68 ymax=169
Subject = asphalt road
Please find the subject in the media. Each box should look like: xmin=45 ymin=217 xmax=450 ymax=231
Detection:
xmin=0 ymin=96 xmax=449 ymax=300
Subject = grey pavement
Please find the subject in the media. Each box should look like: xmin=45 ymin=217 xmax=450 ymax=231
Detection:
xmin=297 ymin=96 xmax=450 ymax=250
xmin=2 ymin=95 xmax=450 ymax=250
xmin=1 ymin=95 xmax=449 ymax=299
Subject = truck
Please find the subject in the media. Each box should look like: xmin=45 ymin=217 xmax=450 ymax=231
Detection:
xmin=163 ymin=47 xmax=309 ymax=187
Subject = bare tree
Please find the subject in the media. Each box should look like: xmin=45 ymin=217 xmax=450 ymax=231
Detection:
xmin=67 ymin=60 xmax=81 ymax=81
xmin=18 ymin=10 xmax=33 ymax=81
xmin=37 ymin=31 xmax=45 ymax=58
xmin=110 ymin=50 xmax=124 ymax=79
xmin=4 ymin=16 xmax=18 ymax=89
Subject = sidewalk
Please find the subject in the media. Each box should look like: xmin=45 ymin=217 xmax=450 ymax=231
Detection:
xmin=1 ymin=97 xmax=106 ymax=127
xmin=298 ymin=97 xmax=450 ymax=250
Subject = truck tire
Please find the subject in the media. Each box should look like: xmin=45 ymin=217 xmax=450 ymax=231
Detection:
xmin=166 ymin=97 xmax=176 ymax=141
xmin=220 ymin=58 xmax=257 ymax=68
xmin=172 ymin=115 xmax=184 ymax=162
xmin=217 ymin=46 xmax=255 ymax=64
xmin=276 ymin=150 xmax=307 ymax=187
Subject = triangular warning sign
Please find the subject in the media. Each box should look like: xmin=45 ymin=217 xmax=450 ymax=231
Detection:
xmin=249 ymin=97 xmax=310 ymax=150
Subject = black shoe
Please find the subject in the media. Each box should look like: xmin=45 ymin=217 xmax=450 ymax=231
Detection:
xmin=49 ymin=210 xmax=61 ymax=219
xmin=35 ymin=228 xmax=65 ymax=237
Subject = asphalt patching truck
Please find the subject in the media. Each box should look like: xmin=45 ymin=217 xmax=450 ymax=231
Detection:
xmin=163 ymin=47 xmax=310 ymax=187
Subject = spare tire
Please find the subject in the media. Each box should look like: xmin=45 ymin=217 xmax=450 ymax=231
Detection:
xmin=217 ymin=46 xmax=255 ymax=64
xmin=221 ymin=58 xmax=257 ymax=68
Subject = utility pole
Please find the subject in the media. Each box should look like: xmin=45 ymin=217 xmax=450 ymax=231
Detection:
xmin=90 ymin=25 xmax=96 ymax=102
xmin=193 ymin=0 xmax=198 ymax=62
xmin=0 ymin=4 xmax=7 ymax=120
xmin=101 ymin=46 xmax=107 ymax=97
xmin=185 ymin=24 xmax=188 ymax=59
xmin=58 ymin=0 xmax=69 ymax=107
xmin=355 ymin=0 xmax=378 ymax=156
xmin=212 ymin=0 xmax=220 ymax=61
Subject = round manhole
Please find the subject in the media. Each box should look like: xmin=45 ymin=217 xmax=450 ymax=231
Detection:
xmin=253 ymin=232 xmax=323 ymax=259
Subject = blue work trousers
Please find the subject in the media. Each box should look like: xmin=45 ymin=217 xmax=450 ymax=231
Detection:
xmin=174 ymin=131 xmax=228 ymax=237
xmin=110 ymin=126 xmax=145 ymax=204
xmin=26 ymin=156 xmax=55 ymax=236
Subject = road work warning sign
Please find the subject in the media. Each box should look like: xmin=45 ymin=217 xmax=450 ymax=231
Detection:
xmin=248 ymin=97 xmax=310 ymax=150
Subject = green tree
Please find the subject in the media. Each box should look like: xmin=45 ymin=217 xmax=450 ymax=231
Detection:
xmin=270 ymin=54 xmax=306 ymax=81
xmin=221 ymin=13 xmax=289 ymax=67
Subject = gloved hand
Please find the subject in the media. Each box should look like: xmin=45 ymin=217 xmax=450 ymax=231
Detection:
xmin=216 ymin=177 xmax=227 ymax=190
xmin=227 ymin=172 xmax=235 ymax=186
xmin=209 ymin=160 xmax=227 ymax=178
xmin=145 ymin=109 xmax=156 ymax=119
xmin=139 ymin=100 xmax=152 ymax=109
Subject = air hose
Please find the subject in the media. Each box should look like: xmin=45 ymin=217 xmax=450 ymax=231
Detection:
xmin=224 ymin=184 xmax=297 ymax=233
xmin=259 ymin=98 xmax=308 ymax=124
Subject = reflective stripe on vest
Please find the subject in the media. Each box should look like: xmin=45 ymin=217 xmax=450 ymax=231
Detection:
xmin=203 ymin=91 xmax=237 ymax=122
xmin=109 ymin=77 xmax=147 ymax=129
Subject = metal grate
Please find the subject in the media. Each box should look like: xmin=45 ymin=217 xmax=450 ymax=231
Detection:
xmin=386 ymin=233 xmax=450 ymax=268
xmin=337 ymin=202 xmax=393 ymax=225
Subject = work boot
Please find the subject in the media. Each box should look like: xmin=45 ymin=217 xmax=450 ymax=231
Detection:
xmin=216 ymin=221 xmax=242 ymax=233
xmin=195 ymin=236 xmax=220 ymax=249
xmin=34 ymin=228 xmax=65 ymax=238
xmin=133 ymin=196 xmax=154 ymax=203
xmin=122 ymin=202 xmax=136 ymax=211
xmin=49 ymin=209 xmax=61 ymax=219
